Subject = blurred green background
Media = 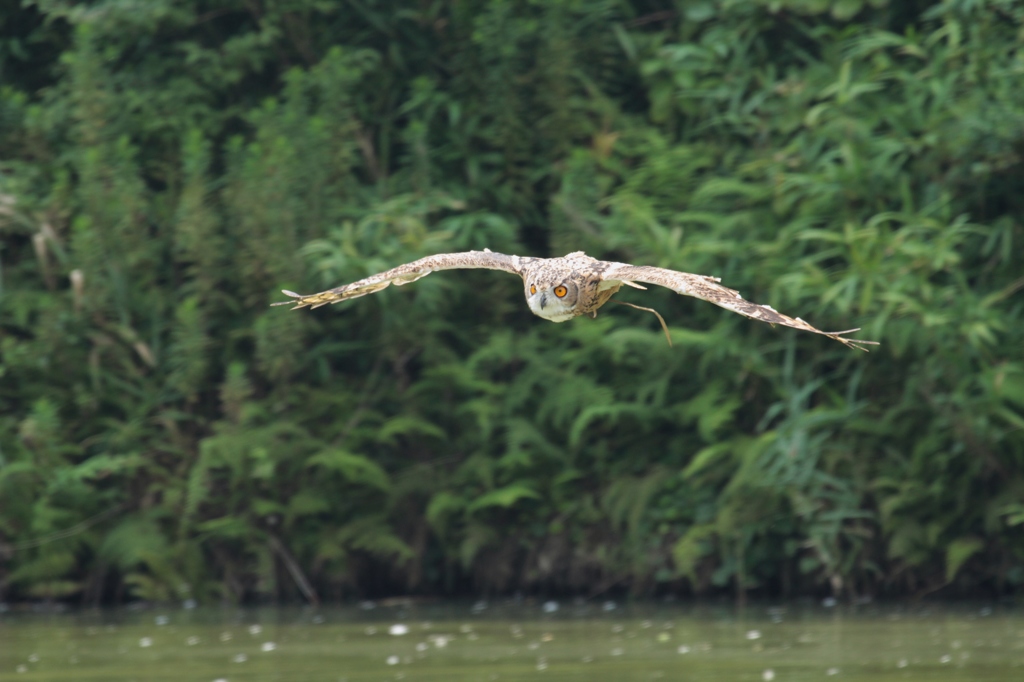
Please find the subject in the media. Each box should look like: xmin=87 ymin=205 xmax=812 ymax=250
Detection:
xmin=0 ymin=0 xmax=1022 ymax=606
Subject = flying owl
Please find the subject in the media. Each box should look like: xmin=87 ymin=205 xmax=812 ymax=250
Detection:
xmin=272 ymin=250 xmax=877 ymax=351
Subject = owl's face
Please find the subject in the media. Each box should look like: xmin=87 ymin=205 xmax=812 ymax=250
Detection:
xmin=525 ymin=279 xmax=580 ymax=322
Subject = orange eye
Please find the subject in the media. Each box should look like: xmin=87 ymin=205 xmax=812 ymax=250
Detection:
xmin=530 ymin=285 xmax=537 ymax=295
xmin=554 ymin=285 xmax=568 ymax=298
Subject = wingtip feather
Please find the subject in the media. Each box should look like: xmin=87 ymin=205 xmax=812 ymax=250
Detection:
xmin=270 ymin=289 xmax=306 ymax=307
xmin=830 ymin=328 xmax=880 ymax=352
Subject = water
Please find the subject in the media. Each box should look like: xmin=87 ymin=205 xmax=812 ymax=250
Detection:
xmin=2 ymin=601 xmax=1023 ymax=680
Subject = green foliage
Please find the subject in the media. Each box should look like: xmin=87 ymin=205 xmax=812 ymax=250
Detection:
xmin=1 ymin=0 xmax=1022 ymax=603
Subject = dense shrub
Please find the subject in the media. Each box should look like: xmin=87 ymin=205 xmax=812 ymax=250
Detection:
xmin=1 ymin=0 xmax=1022 ymax=604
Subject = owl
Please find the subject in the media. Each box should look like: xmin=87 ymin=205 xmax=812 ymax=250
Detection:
xmin=273 ymin=250 xmax=877 ymax=351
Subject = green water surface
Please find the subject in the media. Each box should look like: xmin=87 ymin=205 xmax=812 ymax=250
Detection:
xmin=2 ymin=601 xmax=1022 ymax=681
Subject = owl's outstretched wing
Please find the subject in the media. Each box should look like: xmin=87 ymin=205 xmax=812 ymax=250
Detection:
xmin=599 ymin=262 xmax=878 ymax=352
xmin=272 ymin=249 xmax=530 ymax=310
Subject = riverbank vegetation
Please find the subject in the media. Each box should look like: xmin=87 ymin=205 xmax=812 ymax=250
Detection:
xmin=1 ymin=0 xmax=1022 ymax=604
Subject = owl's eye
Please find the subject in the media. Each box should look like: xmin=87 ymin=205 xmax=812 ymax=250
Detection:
xmin=554 ymin=285 xmax=568 ymax=298
xmin=530 ymin=285 xmax=537 ymax=295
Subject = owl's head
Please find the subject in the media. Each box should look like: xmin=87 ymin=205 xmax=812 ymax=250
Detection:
xmin=525 ymin=279 xmax=580 ymax=322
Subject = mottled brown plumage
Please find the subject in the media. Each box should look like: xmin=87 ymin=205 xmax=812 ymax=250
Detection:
xmin=273 ymin=249 xmax=878 ymax=351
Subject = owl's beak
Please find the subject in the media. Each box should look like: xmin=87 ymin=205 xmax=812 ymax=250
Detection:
xmin=539 ymin=293 xmax=548 ymax=309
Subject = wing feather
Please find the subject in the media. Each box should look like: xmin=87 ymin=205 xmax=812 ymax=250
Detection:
xmin=271 ymin=249 xmax=528 ymax=310
xmin=600 ymin=263 xmax=878 ymax=351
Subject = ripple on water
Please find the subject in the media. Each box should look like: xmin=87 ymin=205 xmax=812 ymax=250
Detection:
xmin=4 ymin=602 xmax=1024 ymax=681
xmin=428 ymin=635 xmax=450 ymax=648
